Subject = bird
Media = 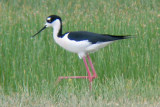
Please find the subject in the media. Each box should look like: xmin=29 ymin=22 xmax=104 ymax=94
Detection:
xmin=32 ymin=15 xmax=131 ymax=89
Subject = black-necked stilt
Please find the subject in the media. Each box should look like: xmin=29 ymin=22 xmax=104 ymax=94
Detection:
xmin=32 ymin=15 xmax=131 ymax=89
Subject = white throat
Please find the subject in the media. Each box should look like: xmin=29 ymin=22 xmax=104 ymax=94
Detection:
xmin=47 ymin=19 xmax=62 ymax=45
xmin=52 ymin=19 xmax=61 ymax=37
xmin=51 ymin=19 xmax=61 ymax=38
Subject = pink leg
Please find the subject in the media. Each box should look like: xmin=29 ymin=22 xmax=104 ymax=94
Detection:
xmin=57 ymin=56 xmax=96 ymax=90
xmin=87 ymin=54 xmax=97 ymax=79
xmin=83 ymin=56 xmax=93 ymax=89
xmin=82 ymin=56 xmax=92 ymax=82
xmin=58 ymin=57 xmax=92 ymax=81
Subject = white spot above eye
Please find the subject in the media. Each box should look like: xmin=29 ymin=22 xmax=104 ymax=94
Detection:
xmin=47 ymin=17 xmax=51 ymax=21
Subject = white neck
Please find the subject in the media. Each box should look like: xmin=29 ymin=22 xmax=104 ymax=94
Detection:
xmin=51 ymin=19 xmax=61 ymax=38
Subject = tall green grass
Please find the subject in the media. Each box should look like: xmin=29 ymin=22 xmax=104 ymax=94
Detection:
xmin=0 ymin=0 xmax=160 ymax=105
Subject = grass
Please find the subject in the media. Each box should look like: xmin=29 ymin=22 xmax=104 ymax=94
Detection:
xmin=0 ymin=0 xmax=160 ymax=106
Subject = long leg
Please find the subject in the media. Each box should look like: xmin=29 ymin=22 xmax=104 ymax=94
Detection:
xmin=83 ymin=56 xmax=93 ymax=89
xmin=83 ymin=56 xmax=92 ymax=82
xmin=58 ymin=56 xmax=92 ymax=81
xmin=57 ymin=56 xmax=95 ymax=90
xmin=87 ymin=54 xmax=97 ymax=79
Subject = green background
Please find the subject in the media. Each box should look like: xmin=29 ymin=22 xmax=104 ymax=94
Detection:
xmin=0 ymin=0 xmax=159 ymax=106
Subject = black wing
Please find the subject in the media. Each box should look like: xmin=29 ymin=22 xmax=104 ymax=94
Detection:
xmin=67 ymin=31 xmax=130 ymax=44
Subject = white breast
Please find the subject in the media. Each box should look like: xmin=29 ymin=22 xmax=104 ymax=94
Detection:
xmin=54 ymin=33 xmax=91 ymax=53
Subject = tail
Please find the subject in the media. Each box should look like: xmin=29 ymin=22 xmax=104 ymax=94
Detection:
xmin=102 ymin=34 xmax=134 ymax=41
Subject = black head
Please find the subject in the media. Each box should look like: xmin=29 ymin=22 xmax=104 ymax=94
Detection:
xmin=46 ymin=15 xmax=62 ymax=23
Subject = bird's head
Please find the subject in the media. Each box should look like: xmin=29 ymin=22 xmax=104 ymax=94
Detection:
xmin=31 ymin=15 xmax=62 ymax=38
xmin=45 ymin=15 xmax=62 ymax=27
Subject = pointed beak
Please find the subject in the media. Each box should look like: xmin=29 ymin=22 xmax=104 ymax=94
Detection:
xmin=31 ymin=25 xmax=47 ymax=38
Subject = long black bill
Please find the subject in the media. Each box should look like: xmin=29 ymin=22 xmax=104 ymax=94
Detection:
xmin=31 ymin=25 xmax=47 ymax=38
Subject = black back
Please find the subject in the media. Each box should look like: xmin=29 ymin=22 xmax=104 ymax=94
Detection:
xmin=68 ymin=31 xmax=130 ymax=44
